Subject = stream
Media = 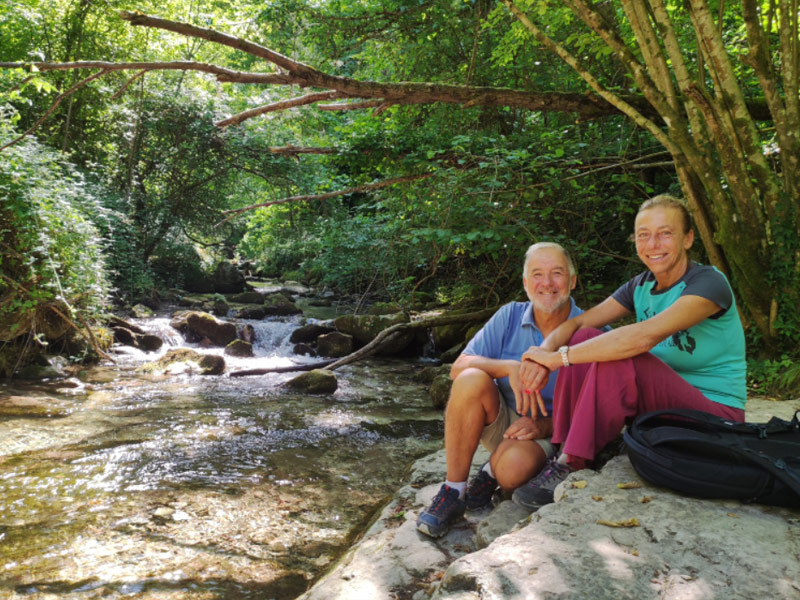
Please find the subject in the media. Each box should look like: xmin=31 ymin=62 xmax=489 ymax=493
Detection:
xmin=0 ymin=307 xmax=444 ymax=599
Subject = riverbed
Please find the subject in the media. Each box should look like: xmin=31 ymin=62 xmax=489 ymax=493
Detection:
xmin=0 ymin=312 xmax=444 ymax=599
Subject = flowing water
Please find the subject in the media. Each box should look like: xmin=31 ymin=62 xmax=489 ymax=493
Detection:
xmin=0 ymin=312 xmax=444 ymax=599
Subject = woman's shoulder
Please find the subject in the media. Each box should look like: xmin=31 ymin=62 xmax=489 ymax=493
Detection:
xmin=682 ymin=263 xmax=734 ymax=308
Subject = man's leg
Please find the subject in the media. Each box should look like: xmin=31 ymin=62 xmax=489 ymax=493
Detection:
xmin=444 ymin=368 xmax=501 ymax=483
xmin=416 ymin=368 xmax=501 ymax=537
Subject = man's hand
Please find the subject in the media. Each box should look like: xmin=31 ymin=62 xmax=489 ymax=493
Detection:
xmin=503 ymin=417 xmax=553 ymax=441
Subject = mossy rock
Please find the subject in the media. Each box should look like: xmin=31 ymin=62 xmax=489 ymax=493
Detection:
xmin=141 ymin=348 xmax=225 ymax=376
xmin=229 ymin=291 xmax=265 ymax=304
xmin=316 ymin=332 xmax=353 ymax=358
xmin=183 ymin=312 xmax=237 ymax=346
xmin=333 ymin=312 xmax=414 ymax=355
xmin=367 ymin=302 xmax=404 ymax=316
xmin=289 ymin=324 xmax=336 ymax=344
xmin=284 ymin=369 xmax=338 ymax=394
xmin=429 ymin=373 xmax=453 ymax=410
xmin=263 ymin=293 xmax=302 ymax=316
xmin=130 ymin=303 xmax=155 ymax=319
xmin=225 ymin=339 xmax=254 ymax=357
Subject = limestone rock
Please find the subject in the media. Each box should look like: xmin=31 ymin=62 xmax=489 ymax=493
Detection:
xmin=137 ymin=334 xmax=163 ymax=353
xmin=229 ymin=291 xmax=265 ymax=304
xmin=285 ymin=369 xmax=338 ymax=394
xmin=429 ymin=374 xmax=453 ymax=410
xmin=142 ymin=348 xmax=225 ymax=376
xmin=316 ymin=332 xmax=353 ymax=358
xmin=198 ymin=354 xmax=225 ymax=375
xmin=224 ymin=339 xmax=254 ymax=357
xmin=333 ymin=312 xmax=414 ymax=355
xmin=212 ymin=262 xmax=247 ymax=294
xmin=171 ymin=311 xmax=237 ymax=347
xmin=290 ymin=324 xmax=336 ymax=344
xmin=301 ymin=398 xmax=800 ymax=600
xmin=235 ymin=306 xmax=267 ymax=320
xmin=130 ymin=303 xmax=154 ymax=319
xmin=293 ymin=343 xmax=316 ymax=356
xmin=263 ymin=292 xmax=302 ymax=316
xmin=432 ymin=321 xmax=472 ymax=354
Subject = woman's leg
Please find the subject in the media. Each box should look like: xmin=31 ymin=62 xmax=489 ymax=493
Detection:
xmin=556 ymin=350 xmax=745 ymax=467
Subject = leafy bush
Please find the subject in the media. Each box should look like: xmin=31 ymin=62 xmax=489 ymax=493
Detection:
xmin=0 ymin=117 xmax=110 ymax=344
xmin=747 ymin=354 xmax=800 ymax=399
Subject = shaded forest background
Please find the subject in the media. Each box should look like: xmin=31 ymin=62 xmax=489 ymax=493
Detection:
xmin=1 ymin=0 xmax=798 ymax=394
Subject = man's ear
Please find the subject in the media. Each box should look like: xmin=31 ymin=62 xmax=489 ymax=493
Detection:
xmin=570 ymin=274 xmax=577 ymax=291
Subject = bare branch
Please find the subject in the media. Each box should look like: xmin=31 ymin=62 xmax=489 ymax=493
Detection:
xmin=318 ymin=100 xmax=386 ymax=111
xmin=217 ymin=172 xmax=435 ymax=226
xmin=216 ymin=91 xmax=346 ymax=127
xmin=268 ymin=145 xmax=337 ymax=155
xmin=110 ymin=69 xmax=147 ymax=100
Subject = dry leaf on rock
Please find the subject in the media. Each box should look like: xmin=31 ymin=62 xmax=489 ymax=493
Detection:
xmin=617 ymin=481 xmax=642 ymax=489
xmin=596 ymin=518 xmax=641 ymax=528
xmin=591 ymin=495 xmax=603 ymax=502
xmin=571 ymin=480 xmax=587 ymax=489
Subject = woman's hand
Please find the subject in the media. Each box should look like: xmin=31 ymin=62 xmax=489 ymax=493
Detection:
xmin=509 ymin=362 xmax=547 ymax=419
xmin=503 ymin=416 xmax=553 ymax=441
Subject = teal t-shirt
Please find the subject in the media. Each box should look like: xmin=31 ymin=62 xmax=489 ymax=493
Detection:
xmin=612 ymin=263 xmax=746 ymax=409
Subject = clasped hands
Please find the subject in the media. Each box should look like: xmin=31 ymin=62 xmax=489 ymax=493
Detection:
xmin=510 ymin=346 xmax=558 ymax=421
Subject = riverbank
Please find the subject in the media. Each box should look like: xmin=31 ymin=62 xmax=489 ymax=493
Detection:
xmin=300 ymin=396 xmax=800 ymax=599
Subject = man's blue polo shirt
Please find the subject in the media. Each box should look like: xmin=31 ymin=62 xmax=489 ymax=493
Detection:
xmin=461 ymin=298 xmax=584 ymax=416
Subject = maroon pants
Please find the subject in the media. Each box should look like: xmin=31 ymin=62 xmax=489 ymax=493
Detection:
xmin=552 ymin=328 xmax=745 ymax=469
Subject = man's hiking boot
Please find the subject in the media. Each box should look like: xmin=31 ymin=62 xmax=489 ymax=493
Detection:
xmin=465 ymin=465 xmax=499 ymax=511
xmin=512 ymin=458 xmax=572 ymax=511
xmin=416 ymin=484 xmax=466 ymax=538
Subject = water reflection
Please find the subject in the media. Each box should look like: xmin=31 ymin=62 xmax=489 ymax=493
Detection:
xmin=0 ymin=315 xmax=443 ymax=598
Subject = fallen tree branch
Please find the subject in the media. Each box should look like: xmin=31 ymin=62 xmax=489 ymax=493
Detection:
xmin=229 ymin=307 xmax=497 ymax=377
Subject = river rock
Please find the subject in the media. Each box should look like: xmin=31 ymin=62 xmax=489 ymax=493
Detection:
xmin=107 ymin=315 xmax=146 ymax=334
xmin=431 ymin=321 xmax=472 ymax=352
xmin=290 ymin=324 xmax=336 ymax=344
xmin=172 ymin=311 xmax=237 ymax=346
xmin=229 ymin=291 xmax=265 ymax=304
xmin=333 ymin=312 xmax=415 ymax=355
xmin=211 ymin=297 xmax=230 ymax=317
xmin=130 ymin=303 xmax=154 ymax=319
xmin=439 ymin=342 xmax=466 ymax=363
xmin=213 ymin=262 xmax=247 ymax=294
xmin=224 ymin=339 xmax=254 ymax=357
xmin=316 ymin=332 xmax=353 ymax=358
xmin=263 ymin=292 xmax=302 ymax=316
xmin=143 ymin=348 xmax=226 ymax=376
xmin=240 ymin=324 xmax=256 ymax=343
xmin=293 ymin=343 xmax=316 ymax=356
xmin=429 ymin=373 xmax=453 ymax=410
xmin=284 ymin=369 xmax=338 ymax=394
xmin=367 ymin=302 xmax=404 ymax=315
xmin=236 ymin=306 xmax=267 ymax=320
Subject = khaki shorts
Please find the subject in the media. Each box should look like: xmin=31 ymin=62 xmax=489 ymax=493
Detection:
xmin=480 ymin=397 xmax=555 ymax=458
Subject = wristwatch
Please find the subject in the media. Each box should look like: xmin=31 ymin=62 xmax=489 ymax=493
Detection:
xmin=558 ymin=345 xmax=571 ymax=367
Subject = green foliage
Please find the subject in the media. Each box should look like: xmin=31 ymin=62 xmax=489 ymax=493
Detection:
xmin=0 ymin=114 xmax=109 ymax=333
xmin=747 ymin=354 xmax=800 ymax=399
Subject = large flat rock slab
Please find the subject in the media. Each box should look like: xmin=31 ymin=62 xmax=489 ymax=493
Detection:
xmin=301 ymin=397 xmax=800 ymax=599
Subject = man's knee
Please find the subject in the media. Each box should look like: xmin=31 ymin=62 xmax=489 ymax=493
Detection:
xmin=446 ymin=368 xmax=500 ymax=420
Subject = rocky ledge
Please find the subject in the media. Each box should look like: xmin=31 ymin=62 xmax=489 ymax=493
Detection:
xmin=300 ymin=398 xmax=800 ymax=600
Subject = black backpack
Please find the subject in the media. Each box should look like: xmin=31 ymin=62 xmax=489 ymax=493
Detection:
xmin=623 ymin=408 xmax=800 ymax=507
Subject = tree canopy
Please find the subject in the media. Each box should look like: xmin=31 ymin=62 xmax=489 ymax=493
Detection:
xmin=1 ymin=0 xmax=798 ymax=358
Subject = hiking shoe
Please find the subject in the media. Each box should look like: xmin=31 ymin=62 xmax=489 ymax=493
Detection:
xmin=465 ymin=465 xmax=499 ymax=511
xmin=416 ymin=484 xmax=466 ymax=538
xmin=512 ymin=458 xmax=572 ymax=511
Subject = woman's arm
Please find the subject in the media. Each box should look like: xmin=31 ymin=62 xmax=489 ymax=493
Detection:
xmin=525 ymin=294 xmax=723 ymax=372
xmin=517 ymin=296 xmax=631 ymax=414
